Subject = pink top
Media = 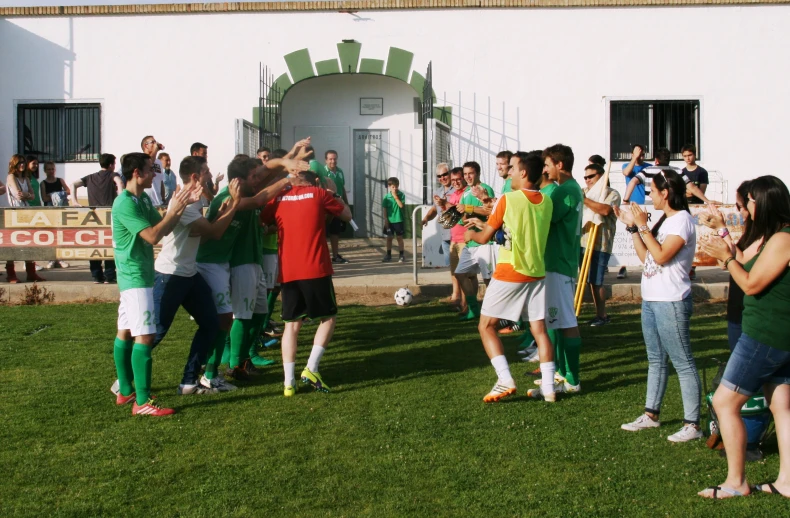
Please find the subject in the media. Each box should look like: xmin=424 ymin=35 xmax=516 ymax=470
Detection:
xmin=448 ymin=189 xmax=466 ymax=243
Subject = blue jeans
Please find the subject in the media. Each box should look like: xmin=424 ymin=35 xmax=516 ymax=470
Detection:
xmin=727 ymin=320 xmax=742 ymax=352
xmin=721 ymin=333 xmax=790 ymax=396
xmin=441 ymin=240 xmax=451 ymax=266
xmin=641 ymin=296 xmax=701 ymax=424
xmin=153 ymin=272 xmax=219 ymax=385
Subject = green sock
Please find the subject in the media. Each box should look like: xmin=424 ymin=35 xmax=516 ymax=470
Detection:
xmin=205 ymin=329 xmax=228 ymax=380
xmin=563 ymin=336 xmax=582 ymax=386
xmin=459 ymin=298 xmax=480 ymax=321
xmin=113 ymin=337 xmax=135 ymax=396
xmin=247 ymin=313 xmax=267 ymax=358
xmin=221 ymin=333 xmax=231 ymax=365
xmin=230 ymin=318 xmax=255 ymax=368
xmin=262 ymin=289 xmax=280 ymax=329
xmin=131 ymin=343 xmax=153 ymax=405
xmin=548 ymin=329 xmax=565 ymax=378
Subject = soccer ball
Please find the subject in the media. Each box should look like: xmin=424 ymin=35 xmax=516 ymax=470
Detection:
xmin=394 ymin=288 xmax=413 ymax=306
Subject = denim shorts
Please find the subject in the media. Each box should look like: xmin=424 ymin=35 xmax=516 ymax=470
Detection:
xmin=579 ymin=248 xmax=611 ymax=286
xmin=721 ymin=333 xmax=790 ymax=396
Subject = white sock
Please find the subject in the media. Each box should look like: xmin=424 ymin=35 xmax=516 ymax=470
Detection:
xmin=540 ymin=362 xmax=555 ymax=395
xmin=491 ymin=355 xmax=515 ymax=386
xmin=306 ymin=345 xmax=326 ymax=372
xmin=284 ymin=362 xmax=295 ymax=387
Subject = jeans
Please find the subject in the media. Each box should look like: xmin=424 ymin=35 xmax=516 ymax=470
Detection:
xmin=90 ymin=260 xmax=116 ymax=281
xmin=441 ymin=240 xmax=451 ymax=267
xmin=641 ymin=296 xmax=701 ymax=424
xmin=727 ymin=320 xmax=742 ymax=352
xmin=153 ymin=272 xmax=219 ymax=385
xmin=721 ymin=332 xmax=790 ymax=396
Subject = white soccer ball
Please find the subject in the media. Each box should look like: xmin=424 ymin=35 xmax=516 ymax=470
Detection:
xmin=394 ymin=287 xmax=413 ymax=306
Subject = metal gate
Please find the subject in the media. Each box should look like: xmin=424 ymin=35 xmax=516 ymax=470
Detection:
xmin=258 ymin=63 xmax=282 ymax=152
xmin=421 ymin=62 xmax=433 ymax=205
xmin=234 ymin=119 xmax=260 ymax=156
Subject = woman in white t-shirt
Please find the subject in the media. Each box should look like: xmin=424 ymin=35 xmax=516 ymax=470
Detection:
xmin=615 ymin=169 xmax=702 ymax=443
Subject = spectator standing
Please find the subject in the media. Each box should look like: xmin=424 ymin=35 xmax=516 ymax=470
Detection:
xmin=71 ymin=153 xmax=123 ymax=283
xmin=618 ymin=145 xmax=651 ymax=279
xmin=319 ymin=150 xmax=349 ymax=264
xmin=5 ymin=154 xmax=44 ymax=283
xmin=447 ymin=168 xmax=467 ymax=310
xmin=421 ymin=163 xmax=460 ymax=303
xmin=617 ymin=170 xmax=702 ymax=443
xmin=41 ymin=161 xmax=71 ymax=269
xmin=159 ymin=152 xmax=178 ymax=206
xmin=681 ymin=145 xmax=709 ymax=205
xmin=141 ymin=136 xmax=165 ymax=207
xmin=580 ymin=163 xmax=621 ymax=326
xmin=382 ymin=178 xmax=407 ymax=263
xmin=25 ymin=155 xmax=42 ymax=208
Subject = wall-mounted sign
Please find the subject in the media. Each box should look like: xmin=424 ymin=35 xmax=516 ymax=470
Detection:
xmin=360 ymin=97 xmax=383 ymax=116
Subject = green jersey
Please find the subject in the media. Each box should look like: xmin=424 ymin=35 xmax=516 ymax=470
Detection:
xmin=382 ymin=190 xmax=406 ymax=223
xmin=230 ymin=206 xmax=264 ymax=267
xmin=195 ymin=187 xmax=244 ymax=264
xmin=457 ymin=183 xmax=495 ymax=248
xmin=501 ymin=178 xmax=512 ymax=195
xmin=545 ymin=178 xmax=584 ymax=278
xmin=319 ymin=166 xmax=346 ymax=197
xmin=112 ymin=190 xmax=162 ymax=291
xmin=29 ymin=176 xmax=42 ymax=207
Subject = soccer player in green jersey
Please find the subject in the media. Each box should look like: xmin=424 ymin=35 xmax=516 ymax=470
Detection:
xmin=111 ymin=152 xmax=200 ymax=416
xmin=527 ymin=144 xmax=585 ymax=400
xmin=497 ymin=150 xmax=513 ymax=195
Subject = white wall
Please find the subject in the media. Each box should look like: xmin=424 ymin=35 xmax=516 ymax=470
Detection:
xmin=282 ymin=74 xmax=422 ymax=205
xmin=1 ymin=6 xmax=789 ymax=206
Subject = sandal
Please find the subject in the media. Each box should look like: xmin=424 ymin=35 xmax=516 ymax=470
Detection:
xmin=698 ymin=486 xmax=746 ymax=500
xmin=754 ymin=482 xmax=790 ymax=497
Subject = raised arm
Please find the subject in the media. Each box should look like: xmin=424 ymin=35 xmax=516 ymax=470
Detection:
xmin=190 ymin=179 xmax=241 ymax=240
xmin=138 ymin=184 xmax=200 ymax=245
xmin=630 ymin=203 xmax=687 ymax=265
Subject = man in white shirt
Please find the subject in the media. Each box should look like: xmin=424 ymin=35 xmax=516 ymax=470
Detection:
xmin=141 ymin=135 xmax=166 ymax=207
xmin=151 ymin=156 xmax=243 ymax=394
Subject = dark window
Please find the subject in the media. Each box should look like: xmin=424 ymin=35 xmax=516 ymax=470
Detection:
xmin=17 ymin=103 xmax=101 ymax=162
xmin=610 ymin=100 xmax=700 ymax=161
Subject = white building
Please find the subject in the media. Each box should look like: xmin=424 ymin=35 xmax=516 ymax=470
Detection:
xmin=2 ymin=1 xmax=789 ymax=235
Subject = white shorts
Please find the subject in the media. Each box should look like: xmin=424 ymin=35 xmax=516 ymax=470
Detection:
xmin=117 ymin=287 xmax=157 ymax=337
xmin=262 ymin=254 xmax=280 ymax=290
xmin=454 ymin=244 xmax=496 ymax=280
xmin=231 ymin=263 xmax=268 ymax=319
xmin=481 ymin=278 xmax=546 ymax=322
xmin=545 ymin=271 xmax=578 ymax=330
xmin=197 ymin=262 xmax=232 ymax=314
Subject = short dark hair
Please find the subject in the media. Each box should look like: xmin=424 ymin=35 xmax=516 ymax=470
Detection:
xmin=227 ymin=156 xmax=257 ymax=181
xmin=99 ymin=153 xmax=116 ymax=169
xmin=179 ymin=156 xmax=203 ymax=182
xmin=542 ymin=144 xmax=574 ymax=172
xmin=298 ymin=170 xmax=319 ymax=185
xmin=157 ymin=152 xmax=170 ymax=160
xmin=325 ymin=149 xmax=338 ymax=159
xmin=387 ymin=177 xmax=400 ymax=187
xmin=25 ymin=154 xmax=39 ymax=163
xmin=450 ymin=167 xmax=463 ymax=176
xmin=681 ymin=144 xmax=696 ymax=155
xmin=272 ymin=148 xmax=288 ymax=159
xmin=588 ymin=154 xmax=606 ymax=167
xmin=462 ymin=161 xmax=481 ymax=175
xmin=256 ymin=147 xmax=271 ymax=155
xmin=122 ymin=152 xmax=151 ymax=182
xmin=513 ymin=151 xmax=543 ymax=185
xmin=496 ymin=150 xmax=513 ymax=161
xmin=190 ymin=142 xmax=207 ymax=155
xmin=140 ymin=135 xmax=154 ymax=149
xmin=655 ymin=147 xmax=671 ymax=166
xmin=584 ymin=163 xmax=605 ymax=176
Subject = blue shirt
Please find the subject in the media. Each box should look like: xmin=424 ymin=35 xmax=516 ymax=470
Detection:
xmin=622 ymin=162 xmax=651 ymax=204
xmin=162 ymin=169 xmax=178 ymax=206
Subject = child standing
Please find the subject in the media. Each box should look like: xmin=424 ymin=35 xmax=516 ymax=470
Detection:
xmin=382 ymin=177 xmax=406 ymax=263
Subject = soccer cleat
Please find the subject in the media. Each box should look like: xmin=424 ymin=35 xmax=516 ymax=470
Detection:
xmin=284 ymin=384 xmax=296 ymax=397
xmin=264 ymin=325 xmax=283 ymax=338
xmin=301 ymin=367 xmax=330 ymax=392
xmin=589 ymin=316 xmax=611 ymax=327
xmin=116 ymin=392 xmax=136 ymax=405
xmin=621 ymin=414 xmax=661 ymax=432
xmin=517 ymin=342 xmax=537 ymax=355
xmin=178 ymin=383 xmax=219 ymax=395
xmin=483 ymin=383 xmax=517 ymax=403
xmin=242 ymin=359 xmax=263 ymax=376
xmin=250 ymin=354 xmax=277 ymax=367
xmin=132 ymin=398 xmax=175 ymax=416
xmin=526 ymin=386 xmax=557 ymax=402
xmin=110 ymin=379 xmax=121 ymax=396
xmin=225 ymin=367 xmax=249 ymax=381
xmin=533 ymin=373 xmax=567 ymax=386
xmin=200 ymin=374 xmax=237 ymax=392
xmin=264 ymin=338 xmax=279 ymax=348
xmin=668 ymin=423 xmax=703 ymax=443
xmin=521 ymin=349 xmax=540 ymax=363
xmin=525 ymin=367 xmax=542 ymax=377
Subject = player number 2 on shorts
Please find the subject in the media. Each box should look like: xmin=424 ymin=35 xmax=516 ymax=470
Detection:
xmin=143 ymin=310 xmax=152 ymax=326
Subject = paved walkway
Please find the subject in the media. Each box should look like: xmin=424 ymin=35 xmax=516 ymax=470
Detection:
xmin=1 ymin=238 xmax=730 ymax=304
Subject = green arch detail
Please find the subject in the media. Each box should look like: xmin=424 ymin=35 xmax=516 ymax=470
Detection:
xmin=254 ymin=41 xmax=451 ymax=127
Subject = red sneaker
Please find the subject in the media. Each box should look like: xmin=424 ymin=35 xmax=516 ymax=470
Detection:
xmin=116 ymin=392 xmax=136 ymax=405
xmin=132 ymin=398 xmax=175 ymax=416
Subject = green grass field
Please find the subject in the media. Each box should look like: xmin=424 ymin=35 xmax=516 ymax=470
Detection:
xmin=1 ymin=300 xmax=786 ymax=516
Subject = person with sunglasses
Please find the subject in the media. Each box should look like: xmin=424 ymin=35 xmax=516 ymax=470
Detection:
xmin=421 ymin=163 xmax=456 ymax=261
xmin=698 ymin=175 xmax=790 ymax=499
xmin=580 ymin=163 xmax=621 ymax=326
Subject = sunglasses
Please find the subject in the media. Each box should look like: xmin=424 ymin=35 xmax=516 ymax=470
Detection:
xmin=436 ymin=172 xmax=450 ymax=178
xmin=583 ymin=174 xmax=599 ymax=180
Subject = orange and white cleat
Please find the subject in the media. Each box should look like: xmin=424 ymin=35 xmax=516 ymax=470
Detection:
xmin=132 ymin=398 xmax=175 ymax=416
xmin=483 ymin=383 xmax=517 ymax=403
xmin=116 ymin=392 xmax=136 ymax=405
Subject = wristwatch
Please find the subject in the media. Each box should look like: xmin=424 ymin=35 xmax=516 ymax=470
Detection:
xmin=638 ymin=224 xmax=650 ymax=235
xmin=332 ymin=192 xmax=342 ymax=199
xmin=626 ymin=225 xmax=639 ymax=234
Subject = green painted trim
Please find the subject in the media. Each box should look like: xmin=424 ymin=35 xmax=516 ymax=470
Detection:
xmin=434 ymin=106 xmax=452 ymax=127
xmin=359 ymin=58 xmax=385 ymax=75
xmin=409 ymin=71 xmax=426 ymax=101
xmin=269 ymin=73 xmax=293 ymax=103
xmin=385 ymin=47 xmax=414 ymax=82
xmin=337 ymin=41 xmax=362 ymax=74
xmin=315 ymin=58 xmax=341 ymax=75
xmin=284 ymin=48 xmax=315 ymax=83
